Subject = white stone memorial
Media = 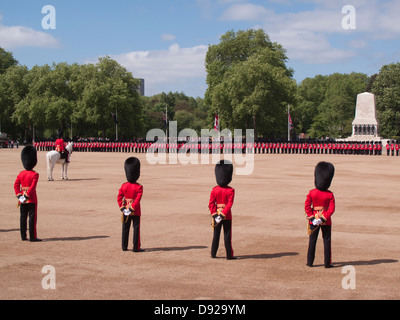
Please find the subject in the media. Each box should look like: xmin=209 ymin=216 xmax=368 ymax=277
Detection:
xmin=348 ymin=92 xmax=381 ymax=141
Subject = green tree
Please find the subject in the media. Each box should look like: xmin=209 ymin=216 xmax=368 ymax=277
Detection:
xmin=295 ymin=75 xmax=328 ymax=134
xmin=205 ymin=29 xmax=295 ymax=137
xmin=76 ymin=56 xmax=143 ymax=139
xmin=142 ymin=91 xmax=208 ymax=135
xmin=0 ymin=65 xmax=28 ymax=138
xmin=0 ymin=47 xmax=18 ymax=74
xmin=372 ymin=63 xmax=400 ymax=138
xmin=0 ymin=47 xmax=22 ymax=138
xmin=297 ymin=73 xmax=368 ymax=138
xmin=11 ymin=65 xmax=52 ymax=139
xmin=174 ymin=110 xmax=194 ymax=132
xmin=11 ymin=63 xmax=76 ymax=139
xmin=7 ymin=57 xmax=143 ymax=140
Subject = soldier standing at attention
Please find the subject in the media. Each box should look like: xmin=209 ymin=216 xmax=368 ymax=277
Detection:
xmin=209 ymin=160 xmax=236 ymax=260
xmin=305 ymin=162 xmax=335 ymax=268
xmin=14 ymin=146 xmax=42 ymax=242
xmin=117 ymin=157 xmax=144 ymax=252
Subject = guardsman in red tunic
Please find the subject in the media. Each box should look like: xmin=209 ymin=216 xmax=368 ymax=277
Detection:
xmin=55 ymin=130 xmax=70 ymax=162
xmin=209 ymin=160 xmax=236 ymax=260
xmin=369 ymin=141 xmax=374 ymax=156
xmin=117 ymin=157 xmax=144 ymax=252
xmin=305 ymin=162 xmax=335 ymax=268
xmin=377 ymin=141 xmax=382 ymax=155
xmin=303 ymin=141 xmax=308 ymax=154
xmin=351 ymin=142 xmax=356 ymax=155
xmin=55 ymin=130 xmax=65 ymax=153
xmin=14 ymin=146 xmax=41 ymax=242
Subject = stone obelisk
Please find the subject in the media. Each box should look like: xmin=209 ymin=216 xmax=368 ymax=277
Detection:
xmin=349 ymin=92 xmax=381 ymax=141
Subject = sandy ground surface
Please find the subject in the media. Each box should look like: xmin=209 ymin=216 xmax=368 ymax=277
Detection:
xmin=0 ymin=147 xmax=399 ymax=300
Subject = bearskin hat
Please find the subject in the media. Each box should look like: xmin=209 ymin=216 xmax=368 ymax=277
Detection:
xmin=314 ymin=161 xmax=335 ymax=191
xmin=125 ymin=157 xmax=141 ymax=183
xmin=21 ymin=146 xmax=37 ymax=171
xmin=215 ymin=160 xmax=233 ymax=187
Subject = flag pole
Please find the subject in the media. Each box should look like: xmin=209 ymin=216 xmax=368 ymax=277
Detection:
xmin=214 ymin=113 xmax=220 ymax=140
xmin=218 ymin=113 xmax=220 ymax=141
xmin=166 ymin=104 xmax=168 ymax=141
xmin=288 ymin=104 xmax=290 ymax=142
xmin=116 ymin=109 xmax=118 ymax=141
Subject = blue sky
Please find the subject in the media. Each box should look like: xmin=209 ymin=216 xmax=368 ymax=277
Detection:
xmin=0 ymin=0 xmax=399 ymax=97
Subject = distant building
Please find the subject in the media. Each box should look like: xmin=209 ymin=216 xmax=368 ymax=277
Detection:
xmin=138 ymin=78 xmax=145 ymax=96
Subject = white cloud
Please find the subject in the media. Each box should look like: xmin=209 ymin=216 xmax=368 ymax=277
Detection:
xmin=161 ymin=33 xmax=176 ymax=41
xmin=111 ymin=43 xmax=208 ymax=96
xmin=271 ymin=29 xmax=356 ymax=64
xmin=218 ymin=0 xmax=400 ymax=64
xmin=373 ymin=0 xmax=400 ymax=39
xmin=347 ymin=39 xmax=368 ymax=49
xmin=219 ymin=4 xmax=355 ymax=64
xmin=220 ymin=4 xmax=273 ymax=21
xmin=218 ymin=0 xmax=247 ymax=4
xmin=0 ymin=24 xmax=59 ymax=49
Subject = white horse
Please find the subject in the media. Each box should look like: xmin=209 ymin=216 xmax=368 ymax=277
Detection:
xmin=46 ymin=142 xmax=74 ymax=181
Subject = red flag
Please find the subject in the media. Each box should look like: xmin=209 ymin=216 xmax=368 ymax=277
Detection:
xmin=214 ymin=114 xmax=219 ymax=131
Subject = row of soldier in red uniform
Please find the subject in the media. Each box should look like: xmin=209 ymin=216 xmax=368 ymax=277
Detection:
xmin=386 ymin=141 xmax=400 ymax=156
xmin=34 ymin=139 xmax=146 ymax=153
xmin=254 ymin=141 xmax=383 ymax=155
xmin=34 ymin=139 xmax=387 ymax=156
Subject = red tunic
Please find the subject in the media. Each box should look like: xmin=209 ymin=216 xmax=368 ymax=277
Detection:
xmin=208 ymin=186 xmax=235 ymax=220
xmin=14 ymin=170 xmax=39 ymax=204
xmin=117 ymin=183 xmax=143 ymax=216
xmin=55 ymin=139 xmax=65 ymax=152
xmin=305 ymin=189 xmax=335 ymax=226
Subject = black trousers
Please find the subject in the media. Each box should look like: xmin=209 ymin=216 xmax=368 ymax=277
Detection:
xmin=122 ymin=215 xmax=141 ymax=251
xmin=20 ymin=203 xmax=37 ymax=240
xmin=307 ymin=225 xmax=332 ymax=266
xmin=211 ymin=220 xmax=234 ymax=258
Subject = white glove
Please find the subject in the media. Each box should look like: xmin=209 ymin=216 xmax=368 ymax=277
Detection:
xmin=313 ymin=219 xmax=322 ymax=226
xmin=215 ymin=215 xmax=222 ymax=224
xmin=123 ymin=209 xmax=131 ymax=216
xmin=19 ymin=195 xmax=27 ymax=204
